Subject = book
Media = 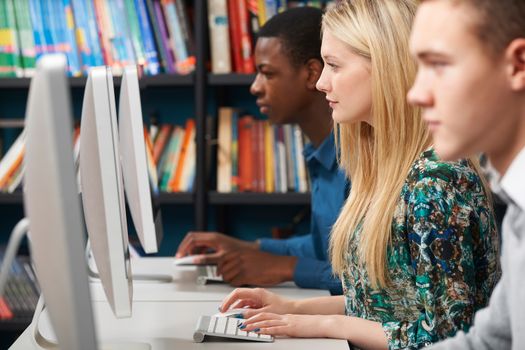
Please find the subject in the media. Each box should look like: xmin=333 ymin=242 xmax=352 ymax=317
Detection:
xmin=0 ymin=129 xmax=25 ymax=190
xmin=169 ymin=118 xmax=195 ymax=192
xmin=12 ymin=0 xmax=36 ymax=76
xmin=0 ymin=0 xmax=22 ymax=77
xmin=263 ymin=121 xmax=275 ymax=193
xmin=238 ymin=115 xmax=254 ymax=192
xmin=207 ymin=0 xmax=231 ymax=74
xmin=134 ymin=0 xmax=160 ymax=75
xmin=159 ymin=126 xmax=183 ymax=191
xmin=152 ymin=124 xmax=172 ymax=165
xmin=216 ymin=107 xmax=233 ymax=193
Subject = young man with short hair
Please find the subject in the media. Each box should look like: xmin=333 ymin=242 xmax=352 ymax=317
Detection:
xmin=176 ymin=7 xmax=348 ymax=294
xmin=408 ymin=0 xmax=525 ymax=348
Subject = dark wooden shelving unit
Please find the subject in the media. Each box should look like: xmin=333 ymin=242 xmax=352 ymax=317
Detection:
xmin=208 ymin=73 xmax=256 ymax=86
xmin=209 ymin=192 xmax=311 ymax=205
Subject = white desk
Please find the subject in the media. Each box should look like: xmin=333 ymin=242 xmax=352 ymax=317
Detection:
xmin=10 ymin=257 xmax=348 ymax=350
xmin=90 ymin=257 xmax=329 ymax=302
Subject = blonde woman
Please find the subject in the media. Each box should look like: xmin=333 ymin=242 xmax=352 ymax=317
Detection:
xmin=219 ymin=0 xmax=501 ymax=349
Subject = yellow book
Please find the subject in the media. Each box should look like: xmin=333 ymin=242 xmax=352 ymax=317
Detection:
xmin=264 ymin=121 xmax=275 ymax=193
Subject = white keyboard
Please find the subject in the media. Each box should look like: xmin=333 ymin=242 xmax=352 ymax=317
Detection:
xmin=193 ymin=315 xmax=274 ymax=342
xmin=196 ymin=265 xmax=223 ymax=285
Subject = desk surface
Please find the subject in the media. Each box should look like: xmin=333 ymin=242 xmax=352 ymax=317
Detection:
xmin=11 ymin=257 xmax=348 ymax=350
xmin=90 ymin=257 xmax=329 ymax=302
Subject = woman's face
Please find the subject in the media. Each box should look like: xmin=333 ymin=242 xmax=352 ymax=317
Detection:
xmin=316 ymin=30 xmax=373 ymax=125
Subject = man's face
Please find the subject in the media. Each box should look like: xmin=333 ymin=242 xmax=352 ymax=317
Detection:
xmin=250 ymin=37 xmax=310 ymax=124
xmin=408 ymin=1 xmax=514 ymax=161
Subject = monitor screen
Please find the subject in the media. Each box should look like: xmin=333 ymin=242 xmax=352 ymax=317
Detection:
xmin=119 ymin=66 xmax=162 ymax=254
xmin=80 ymin=66 xmax=132 ymax=318
xmin=24 ymin=54 xmax=98 ymax=349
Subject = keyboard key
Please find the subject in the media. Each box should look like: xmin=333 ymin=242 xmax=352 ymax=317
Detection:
xmin=215 ymin=316 xmax=227 ymax=333
xmin=260 ymin=334 xmax=272 ymax=340
xmin=226 ymin=318 xmax=238 ymax=335
xmin=248 ymin=332 xmax=259 ymax=338
xmin=207 ymin=316 xmax=217 ymax=333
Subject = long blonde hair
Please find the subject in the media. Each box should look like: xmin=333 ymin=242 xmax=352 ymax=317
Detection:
xmin=326 ymin=0 xmax=432 ymax=288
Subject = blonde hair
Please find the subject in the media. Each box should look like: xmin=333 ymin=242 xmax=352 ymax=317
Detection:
xmin=326 ymin=0 xmax=432 ymax=288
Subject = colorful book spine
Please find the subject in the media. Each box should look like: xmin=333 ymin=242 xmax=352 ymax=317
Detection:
xmin=263 ymin=121 xmax=275 ymax=193
xmin=169 ymin=118 xmax=195 ymax=191
xmin=61 ymin=0 xmax=82 ymax=76
xmin=236 ymin=0 xmax=255 ymax=73
xmin=0 ymin=0 xmax=22 ymax=77
xmin=12 ymin=0 xmax=36 ymax=76
xmin=71 ymin=0 xmax=94 ymax=72
xmin=84 ymin=0 xmax=104 ymax=66
xmin=207 ymin=0 xmax=231 ymax=74
xmin=124 ymin=0 xmax=147 ymax=69
xmin=230 ymin=109 xmax=239 ymax=191
xmin=174 ymin=0 xmax=195 ymax=72
xmin=94 ymin=0 xmax=117 ymax=71
xmin=217 ymin=107 xmax=232 ymax=193
xmin=238 ymin=115 xmax=254 ymax=192
xmin=28 ymin=0 xmax=46 ymax=61
xmin=152 ymin=0 xmax=175 ymax=73
xmin=227 ymin=0 xmax=242 ymax=72
xmin=41 ymin=0 xmax=57 ymax=55
xmin=135 ymin=0 xmax=160 ymax=75
xmin=161 ymin=0 xmax=189 ymax=74
xmin=108 ymin=0 xmax=136 ymax=68
xmin=159 ymin=126 xmax=183 ymax=191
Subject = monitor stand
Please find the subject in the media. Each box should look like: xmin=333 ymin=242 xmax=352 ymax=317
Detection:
xmin=85 ymin=240 xmax=173 ymax=283
xmin=1 ymin=219 xmax=152 ymax=350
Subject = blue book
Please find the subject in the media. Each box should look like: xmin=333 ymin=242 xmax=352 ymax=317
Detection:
xmin=40 ymin=0 xmax=55 ymax=55
xmin=162 ymin=1 xmax=189 ymax=72
xmin=84 ymin=0 xmax=104 ymax=66
xmin=71 ymin=0 xmax=94 ymax=71
xmin=134 ymin=0 xmax=160 ymax=75
xmin=106 ymin=0 xmax=135 ymax=69
xmin=28 ymin=0 xmax=46 ymax=60
xmin=60 ymin=0 xmax=82 ymax=76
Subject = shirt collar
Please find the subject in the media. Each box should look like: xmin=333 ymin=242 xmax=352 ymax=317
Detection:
xmin=303 ymin=132 xmax=337 ymax=171
xmin=500 ymin=146 xmax=525 ymax=211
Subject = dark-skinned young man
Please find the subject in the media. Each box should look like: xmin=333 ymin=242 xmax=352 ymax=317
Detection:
xmin=176 ymin=7 xmax=348 ymax=295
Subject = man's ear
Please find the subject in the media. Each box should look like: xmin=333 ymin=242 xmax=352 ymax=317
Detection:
xmin=304 ymin=58 xmax=323 ymax=90
xmin=506 ymin=38 xmax=525 ymax=91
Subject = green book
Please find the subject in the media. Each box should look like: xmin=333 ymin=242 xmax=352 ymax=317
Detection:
xmin=0 ymin=0 xmax=22 ymax=77
xmin=12 ymin=0 xmax=36 ymax=76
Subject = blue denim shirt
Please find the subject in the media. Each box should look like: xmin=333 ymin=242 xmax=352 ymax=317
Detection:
xmin=259 ymin=133 xmax=348 ymax=295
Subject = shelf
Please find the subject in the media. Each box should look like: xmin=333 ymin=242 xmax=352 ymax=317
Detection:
xmin=208 ymin=73 xmax=256 ymax=86
xmin=156 ymin=192 xmax=194 ymax=204
xmin=0 ymin=193 xmax=23 ymax=204
xmin=0 ymin=74 xmax=194 ymax=89
xmin=0 ymin=318 xmax=31 ymax=332
xmin=208 ymin=192 xmax=311 ymax=205
xmin=0 ymin=192 xmax=195 ymax=205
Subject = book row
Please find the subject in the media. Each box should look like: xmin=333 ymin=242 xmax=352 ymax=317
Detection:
xmin=215 ymin=107 xmax=309 ymax=193
xmin=208 ymin=0 xmax=333 ymax=74
xmin=0 ymin=0 xmax=194 ymax=77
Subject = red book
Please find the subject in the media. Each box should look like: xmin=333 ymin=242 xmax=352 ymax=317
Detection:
xmin=238 ymin=115 xmax=254 ymax=192
xmin=227 ymin=0 xmax=243 ymax=72
xmin=236 ymin=0 xmax=255 ymax=73
xmin=256 ymin=121 xmax=266 ymax=192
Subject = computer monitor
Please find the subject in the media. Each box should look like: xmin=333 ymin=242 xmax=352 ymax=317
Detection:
xmin=118 ymin=66 xmax=162 ymax=254
xmin=80 ymin=66 xmax=132 ymax=318
xmin=24 ymin=54 xmax=98 ymax=349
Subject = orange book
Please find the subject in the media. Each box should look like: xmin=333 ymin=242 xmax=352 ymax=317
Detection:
xmin=0 ymin=148 xmax=24 ymax=190
xmin=238 ymin=115 xmax=254 ymax=192
xmin=169 ymin=119 xmax=195 ymax=192
xmin=153 ymin=124 xmax=173 ymax=165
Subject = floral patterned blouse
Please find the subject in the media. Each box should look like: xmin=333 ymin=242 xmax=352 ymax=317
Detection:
xmin=342 ymin=149 xmax=501 ymax=349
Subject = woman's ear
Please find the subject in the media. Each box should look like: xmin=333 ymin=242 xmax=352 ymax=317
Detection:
xmin=305 ymin=58 xmax=324 ymax=90
xmin=506 ymin=38 xmax=525 ymax=91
